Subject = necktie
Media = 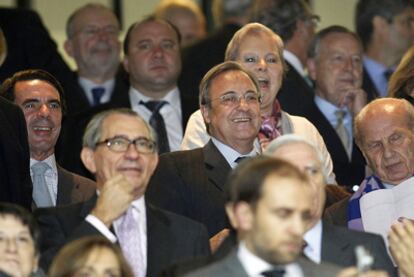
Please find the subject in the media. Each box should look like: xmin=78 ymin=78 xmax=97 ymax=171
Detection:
xmin=117 ymin=206 xmax=144 ymax=277
xmin=234 ymin=156 xmax=248 ymax=164
xmin=140 ymin=100 xmax=170 ymax=153
xmin=31 ymin=162 xmax=54 ymax=207
xmin=91 ymin=87 xmax=105 ymax=106
xmin=261 ymin=268 xmax=285 ymax=277
xmin=334 ymin=110 xmax=351 ymax=159
xmin=383 ymin=68 xmax=394 ymax=81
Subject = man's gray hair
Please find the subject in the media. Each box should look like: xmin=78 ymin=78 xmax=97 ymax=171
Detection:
xmin=264 ymin=134 xmax=328 ymax=182
xmin=82 ymin=108 xmax=158 ymax=151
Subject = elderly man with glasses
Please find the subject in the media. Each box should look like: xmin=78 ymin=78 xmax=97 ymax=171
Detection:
xmin=34 ymin=108 xmax=210 ymax=277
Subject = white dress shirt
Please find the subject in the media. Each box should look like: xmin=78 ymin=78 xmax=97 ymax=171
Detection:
xmin=238 ymin=242 xmax=303 ymax=277
xmin=78 ymin=77 xmax=115 ymax=105
xmin=129 ymin=86 xmax=183 ymax=151
xmin=283 ymin=50 xmax=307 ymax=77
xmin=30 ymin=155 xmax=58 ymax=206
xmin=303 ymin=220 xmax=323 ymax=264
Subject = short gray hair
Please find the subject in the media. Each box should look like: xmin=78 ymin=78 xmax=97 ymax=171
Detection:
xmin=264 ymin=134 xmax=328 ymax=182
xmin=82 ymin=108 xmax=158 ymax=151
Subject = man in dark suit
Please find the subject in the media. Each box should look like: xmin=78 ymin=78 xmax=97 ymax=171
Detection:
xmin=0 ymin=8 xmax=71 ymax=86
xmin=0 ymin=97 xmax=32 ymax=210
xmin=146 ymin=61 xmax=261 ymax=238
xmin=251 ymin=0 xmax=318 ymax=117
xmin=266 ymin=135 xmax=396 ymax=276
xmin=61 ymin=3 xmax=129 ymax=115
xmin=35 ymin=108 xmax=210 ymax=276
xmin=57 ymin=17 xmax=198 ymax=177
xmin=303 ymin=26 xmax=368 ymax=189
xmin=356 ymin=0 xmax=414 ymax=98
xmin=187 ymin=157 xmax=343 ymax=277
xmin=1 ymin=69 xmax=95 ymax=208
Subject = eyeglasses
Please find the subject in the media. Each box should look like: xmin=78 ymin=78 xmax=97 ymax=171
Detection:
xmin=95 ymin=136 xmax=156 ymax=153
xmin=76 ymin=25 xmax=119 ymax=38
xmin=207 ymin=91 xmax=261 ymax=107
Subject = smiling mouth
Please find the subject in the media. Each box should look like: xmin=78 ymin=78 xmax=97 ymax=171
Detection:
xmin=33 ymin=126 xmax=52 ymax=131
xmin=233 ymin=117 xmax=251 ymax=123
xmin=258 ymin=79 xmax=270 ymax=88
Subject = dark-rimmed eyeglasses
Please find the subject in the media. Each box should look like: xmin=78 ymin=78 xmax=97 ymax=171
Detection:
xmin=95 ymin=136 xmax=156 ymax=153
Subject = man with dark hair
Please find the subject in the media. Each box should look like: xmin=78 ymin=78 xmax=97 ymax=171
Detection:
xmin=1 ymin=69 xmax=95 ymax=208
xmin=147 ymin=61 xmax=261 ymax=238
xmin=355 ymin=0 xmax=414 ymax=98
xmin=251 ymin=0 xmax=319 ymax=116
xmin=187 ymin=156 xmax=341 ymax=277
xmin=61 ymin=3 xmax=128 ymax=114
xmin=35 ymin=108 xmax=210 ymax=276
xmin=0 ymin=202 xmax=42 ymax=277
xmin=302 ymin=26 xmax=367 ymax=189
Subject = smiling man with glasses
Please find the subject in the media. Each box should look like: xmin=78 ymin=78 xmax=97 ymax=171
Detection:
xmin=34 ymin=108 xmax=210 ymax=276
xmin=146 ymin=61 xmax=261 ymax=243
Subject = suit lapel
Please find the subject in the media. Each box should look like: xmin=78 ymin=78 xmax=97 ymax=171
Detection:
xmin=79 ymin=195 xmax=97 ymax=218
xmin=56 ymin=166 xmax=72 ymax=205
xmin=321 ymin=221 xmax=352 ymax=264
xmin=146 ymin=203 xmax=173 ymax=277
xmin=203 ymin=140 xmax=232 ymax=191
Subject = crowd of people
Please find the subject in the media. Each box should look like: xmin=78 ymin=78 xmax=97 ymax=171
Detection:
xmin=1 ymin=0 xmax=414 ymax=277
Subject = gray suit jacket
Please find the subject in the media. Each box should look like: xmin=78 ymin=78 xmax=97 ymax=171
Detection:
xmin=185 ymin=249 xmax=341 ymax=277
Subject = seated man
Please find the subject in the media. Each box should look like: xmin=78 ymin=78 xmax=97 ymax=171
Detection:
xmin=146 ymin=61 xmax=262 ymax=237
xmin=0 ymin=202 xmax=43 ymax=277
xmin=266 ymin=135 xmax=395 ymax=276
xmin=1 ymin=69 xmax=96 ymax=208
xmin=35 ymin=109 xmax=210 ymax=276
xmin=325 ymin=98 xmax=414 ymax=230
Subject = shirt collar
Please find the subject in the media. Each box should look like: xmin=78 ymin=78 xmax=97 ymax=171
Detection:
xmin=314 ymin=95 xmax=349 ymax=123
xmin=283 ymin=50 xmax=306 ymax=77
xmin=211 ymin=137 xmax=257 ymax=169
xmin=78 ymin=77 xmax=115 ymax=94
xmin=129 ymin=86 xmax=181 ymax=114
xmin=303 ymin=219 xmax=322 ymax=263
xmin=30 ymin=154 xmax=57 ymax=175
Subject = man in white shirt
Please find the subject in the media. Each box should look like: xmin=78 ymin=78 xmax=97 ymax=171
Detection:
xmin=34 ymin=108 xmax=210 ymax=275
xmin=1 ymin=69 xmax=95 ymax=209
xmin=266 ymin=135 xmax=396 ymax=276
xmin=187 ymin=157 xmax=341 ymax=277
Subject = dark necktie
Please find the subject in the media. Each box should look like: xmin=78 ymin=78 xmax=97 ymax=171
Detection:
xmin=383 ymin=68 xmax=394 ymax=81
xmin=261 ymin=268 xmax=285 ymax=277
xmin=140 ymin=100 xmax=170 ymax=153
xmin=91 ymin=87 xmax=105 ymax=106
xmin=234 ymin=156 xmax=248 ymax=164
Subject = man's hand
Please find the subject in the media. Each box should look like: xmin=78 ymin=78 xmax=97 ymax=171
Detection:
xmin=338 ymin=86 xmax=367 ymax=116
xmin=91 ymin=174 xmax=136 ymax=227
xmin=389 ymin=218 xmax=414 ymax=277
xmin=209 ymin=228 xmax=230 ymax=253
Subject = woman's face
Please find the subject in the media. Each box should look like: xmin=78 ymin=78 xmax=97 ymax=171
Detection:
xmin=236 ymin=32 xmax=284 ymax=114
xmin=0 ymin=215 xmax=38 ymax=277
xmin=75 ymin=247 xmax=122 ymax=277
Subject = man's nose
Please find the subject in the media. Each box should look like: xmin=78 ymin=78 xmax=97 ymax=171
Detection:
xmin=38 ymin=104 xmax=50 ymax=117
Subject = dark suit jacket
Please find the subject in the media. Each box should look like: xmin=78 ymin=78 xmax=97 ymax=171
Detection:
xmin=56 ymin=85 xmax=198 ymax=178
xmin=60 ymin=68 xmax=129 ymax=116
xmin=55 ymin=166 xmax=96 ymax=206
xmin=276 ymin=61 xmax=315 ymax=117
xmin=362 ymin=66 xmax=380 ymax=102
xmin=0 ymin=8 xmax=71 ymax=85
xmin=34 ymin=195 xmax=210 ymax=276
xmin=321 ymin=221 xmax=396 ymax=276
xmin=146 ymin=140 xmax=231 ymax=237
xmin=179 ymin=23 xmax=240 ymax=99
xmin=300 ymin=100 xmax=366 ymax=188
xmin=185 ymin=248 xmax=341 ymax=277
xmin=0 ymin=97 xmax=32 ymax=209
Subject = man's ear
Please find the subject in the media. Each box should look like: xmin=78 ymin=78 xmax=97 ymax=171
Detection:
xmin=63 ymin=39 xmax=74 ymax=58
xmin=307 ymin=58 xmax=317 ymax=81
xmin=80 ymin=147 xmax=97 ymax=174
xmin=122 ymin=56 xmax=130 ymax=74
xmin=200 ymin=105 xmax=211 ymax=125
xmin=232 ymin=202 xmax=254 ymax=232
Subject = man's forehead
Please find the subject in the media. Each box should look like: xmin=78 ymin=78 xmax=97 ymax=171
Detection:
xmin=15 ymin=80 xmax=60 ymax=98
xmin=132 ymin=21 xmax=178 ymax=41
xmin=101 ymin=114 xmax=150 ymax=138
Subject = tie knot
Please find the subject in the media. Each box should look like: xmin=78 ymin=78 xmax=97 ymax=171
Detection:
xmin=91 ymin=87 xmax=105 ymax=106
xmin=334 ymin=110 xmax=346 ymax=121
xmin=384 ymin=68 xmax=394 ymax=81
xmin=141 ymin=100 xmax=167 ymax=113
xmin=31 ymin=162 xmax=49 ymax=175
xmin=261 ymin=268 xmax=285 ymax=277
